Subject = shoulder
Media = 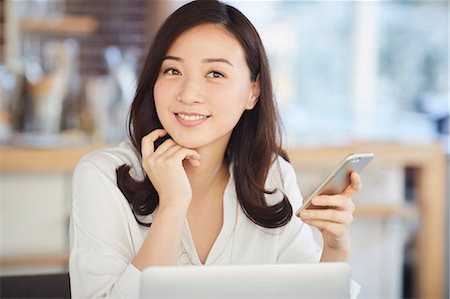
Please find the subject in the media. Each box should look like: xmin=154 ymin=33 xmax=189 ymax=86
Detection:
xmin=75 ymin=141 xmax=144 ymax=183
xmin=264 ymin=154 xmax=303 ymax=212
xmin=266 ymin=155 xmax=297 ymax=189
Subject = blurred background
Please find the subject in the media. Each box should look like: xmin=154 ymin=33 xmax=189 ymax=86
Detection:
xmin=0 ymin=0 xmax=448 ymax=298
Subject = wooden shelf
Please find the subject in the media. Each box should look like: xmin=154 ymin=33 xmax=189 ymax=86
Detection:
xmin=285 ymin=142 xmax=444 ymax=167
xmin=355 ymin=203 xmax=418 ymax=219
xmin=20 ymin=15 xmax=98 ymax=35
xmin=0 ymin=144 xmax=109 ymax=173
xmin=0 ymin=254 xmax=68 ymax=268
xmin=0 ymin=142 xmax=443 ymax=172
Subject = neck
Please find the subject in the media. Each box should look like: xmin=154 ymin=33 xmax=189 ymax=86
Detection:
xmin=183 ymin=146 xmax=229 ymax=203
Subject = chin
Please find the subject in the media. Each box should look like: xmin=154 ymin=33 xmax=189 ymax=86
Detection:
xmin=170 ymin=134 xmax=203 ymax=149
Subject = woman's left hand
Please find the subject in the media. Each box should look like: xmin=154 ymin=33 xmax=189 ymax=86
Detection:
xmin=299 ymin=172 xmax=362 ymax=253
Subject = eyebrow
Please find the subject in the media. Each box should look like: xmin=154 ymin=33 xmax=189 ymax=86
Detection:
xmin=203 ymin=58 xmax=233 ymax=66
xmin=163 ymin=55 xmax=233 ymax=66
xmin=163 ymin=55 xmax=183 ymax=62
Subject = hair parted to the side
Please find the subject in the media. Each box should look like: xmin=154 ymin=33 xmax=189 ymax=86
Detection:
xmin=116 ymin=0 xmax=293 ymax=228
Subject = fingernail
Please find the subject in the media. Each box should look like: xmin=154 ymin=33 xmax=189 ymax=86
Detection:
xmin=302 ymin=211 xmax=310 ymax=218
xmin=313 ymin=197 xmax=321 ymax=204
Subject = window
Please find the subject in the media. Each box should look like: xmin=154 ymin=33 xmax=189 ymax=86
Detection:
xmin=232 ymin=0 xmax=448 ymax=145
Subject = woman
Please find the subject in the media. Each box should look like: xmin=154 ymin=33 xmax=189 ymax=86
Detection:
xmin=69 ymin=1 xmax=361 ymax=297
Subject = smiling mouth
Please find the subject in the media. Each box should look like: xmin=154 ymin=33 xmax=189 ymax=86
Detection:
xmin=175 ymin=113 xmax=210 ymax=121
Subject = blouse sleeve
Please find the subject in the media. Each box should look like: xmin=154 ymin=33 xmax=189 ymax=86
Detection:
xmin=276 ymin=159 xmax=322 ymax=263
xmin=69 ymin=155 xmax=141 ymax=298
xmin=276 ymin=158 xmax=361 ymax=298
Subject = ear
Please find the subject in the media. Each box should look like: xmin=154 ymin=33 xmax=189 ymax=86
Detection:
xmin=245 ymin=75 xmax=260 ymax=110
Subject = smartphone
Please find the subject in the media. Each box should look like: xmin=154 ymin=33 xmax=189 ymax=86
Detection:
xmin=295 ymin=152 xmax=374 ymax=217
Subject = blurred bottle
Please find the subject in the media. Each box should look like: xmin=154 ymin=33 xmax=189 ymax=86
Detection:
xmin=24 ymin=40 xmax=79 ymax=135
xmin=0 ymin=65 xmax=23 ymax=143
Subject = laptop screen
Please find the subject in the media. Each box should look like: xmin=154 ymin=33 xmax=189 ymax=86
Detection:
xmin=140 ymin=263 xmax=351 ymax=298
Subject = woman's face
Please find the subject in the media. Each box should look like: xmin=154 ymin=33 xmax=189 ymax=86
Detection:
xmin=153 ymin=23 xmax=260 ymax=151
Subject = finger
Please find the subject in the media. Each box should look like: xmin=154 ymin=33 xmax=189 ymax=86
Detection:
xmin=153 ymin=138 xmax=177 ymax=156
xmin=141 ymin=129 xmax=167 ymax=159
xmin=342 ymin=171 xmax=362 ymax=197
xmin=311 ymin=195 xmax=355 ymax=211
xmin=185 ymin=156 xmax=201 ymax=167
xmin=169 ymin=148 xmax=201 ymax=165
xmin=302 ymin=219 xmax=348 ymax=239
xmin=158 ymin=143 xmax=182 ymax=159
xmin=300 ymin=209 xmax=352 ymax=225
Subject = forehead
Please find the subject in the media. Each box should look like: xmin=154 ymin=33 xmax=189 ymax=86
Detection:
xmin=166 ymin=23 xmax=247 ymax=65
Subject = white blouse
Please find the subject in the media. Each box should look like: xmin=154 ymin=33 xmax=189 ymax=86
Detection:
xmin=69 ymin=141 xmax=357 ymax=298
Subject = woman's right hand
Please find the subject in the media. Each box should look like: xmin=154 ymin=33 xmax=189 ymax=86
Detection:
xmin=141 ymin=129 xmax=201 ymax=211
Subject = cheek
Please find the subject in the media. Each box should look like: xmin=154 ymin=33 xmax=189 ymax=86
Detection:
xmin=153 ymin=80 xmax=164 ymax=106
xmin=212 ymin=89 xmax=249 ymax=132
xmin=153 ymin=82 xmax=172 ymax=132
xmin=214 ymin=83 xmax=250 ymax=112
xmin=153 ymin=80 xmax=170 ymax=116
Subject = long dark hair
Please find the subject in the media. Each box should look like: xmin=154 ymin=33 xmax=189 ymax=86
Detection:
xmin=116 ymin=0 xmax=292 ymax=229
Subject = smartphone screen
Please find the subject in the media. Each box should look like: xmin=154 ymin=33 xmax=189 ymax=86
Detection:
xmin=295 ymin=152 xmax=374 ymax=217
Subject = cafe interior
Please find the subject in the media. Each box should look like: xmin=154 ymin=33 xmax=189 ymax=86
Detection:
xmin=0 ymin=0 xmax=448 ymax=298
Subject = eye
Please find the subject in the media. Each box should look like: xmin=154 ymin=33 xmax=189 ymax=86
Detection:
xmin=206 ymin=71 xmax=224 ymax=79
xmin=163 ymin=68 xmax=181 ymax=76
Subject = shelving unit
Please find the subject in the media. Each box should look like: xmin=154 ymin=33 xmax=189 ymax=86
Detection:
xmin=0 ymin=142 xmax=446 ymax=298
xmin=20 ymin=15 xmax=98 ymax=35
xmin=5 ymin=1 xmax=99 ymax=71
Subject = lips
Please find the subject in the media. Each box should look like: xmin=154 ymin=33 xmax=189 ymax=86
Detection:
xmin=174 ymin=112 xmax=210 ymax=127
xmin=177 ymin=113 xmax=209 ymax=121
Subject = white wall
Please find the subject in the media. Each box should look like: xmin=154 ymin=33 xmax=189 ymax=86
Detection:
xmin=0 ymin=173 xmax=72 ymax=275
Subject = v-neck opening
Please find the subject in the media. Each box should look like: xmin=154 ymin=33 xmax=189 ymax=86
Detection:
xmin=181 ymin=164 xmax=237 ymax=265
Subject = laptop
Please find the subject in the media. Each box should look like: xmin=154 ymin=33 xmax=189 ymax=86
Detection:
xmin=140 ymin=262 xmax=351 ymax=298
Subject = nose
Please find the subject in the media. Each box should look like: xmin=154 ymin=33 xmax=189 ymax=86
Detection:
xmin=176 ymin=75 xmax=203 ymax=104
